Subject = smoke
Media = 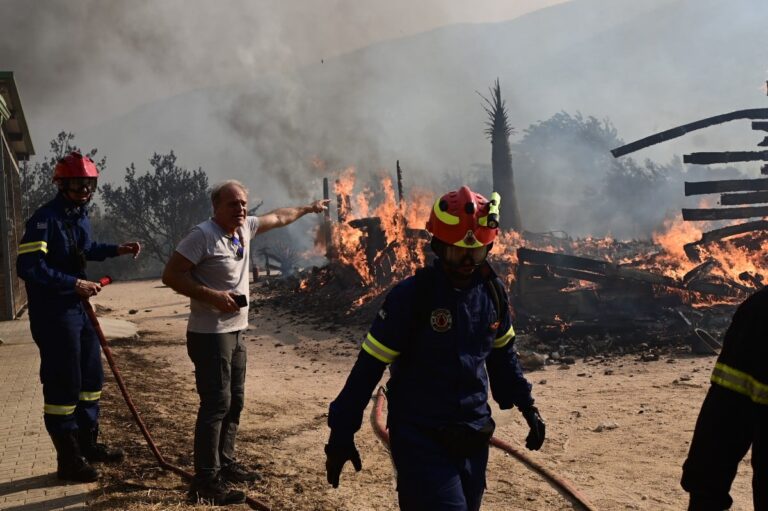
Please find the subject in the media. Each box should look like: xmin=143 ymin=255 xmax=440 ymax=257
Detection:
xmin=1 ymin=0 xmax=765 ymax=245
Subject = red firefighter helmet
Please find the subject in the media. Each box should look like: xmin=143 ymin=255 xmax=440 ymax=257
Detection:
xmin=52 ymin=152 xmax=100 ymax=181
xmin=426 ymin=186 xmax=499 ymax=247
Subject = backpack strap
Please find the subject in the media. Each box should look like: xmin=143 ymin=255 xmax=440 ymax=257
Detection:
xmin=410 ymin=266 xmax=436 ymax=334
xmin=480 ymin=262 xmax=505 ymax=321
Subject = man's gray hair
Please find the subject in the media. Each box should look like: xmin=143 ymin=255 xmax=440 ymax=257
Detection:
xmin=211 ymin=180 xmax=248 ymax=205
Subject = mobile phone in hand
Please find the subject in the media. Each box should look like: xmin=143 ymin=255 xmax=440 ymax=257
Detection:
xmin=234 ymin=294 xmax=248 ymax=308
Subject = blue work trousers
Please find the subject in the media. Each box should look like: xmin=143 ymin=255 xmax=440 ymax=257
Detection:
xmin=29 ymin=303 xmax=103 ymax=435
xmin=389 ymin=422 xmax=489 ymax=511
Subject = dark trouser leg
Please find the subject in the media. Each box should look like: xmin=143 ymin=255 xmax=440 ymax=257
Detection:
xmin=390 ymin=423 xmax=488 ymax=511
xmin=187 ymin=331 xmax=237 ymax=482
xmin=220 ymin=332 xmax=246 ymax=467
xmin=30 ymin=308 xmax=83 ymax=435
xmin=682 ymin=385 xmax=753 ymax=510
xmin=76 ymin=309 xmax=103 ymax=432
xmin=753 ymin=409 xmax=767 ymax=511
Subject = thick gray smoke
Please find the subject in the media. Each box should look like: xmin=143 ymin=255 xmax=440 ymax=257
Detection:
xmin=1 ymin=0 xmax=766 ymax=242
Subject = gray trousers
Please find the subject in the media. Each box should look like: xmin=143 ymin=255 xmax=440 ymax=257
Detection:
xmin=186 ymin=330 xmax=246 ymax=482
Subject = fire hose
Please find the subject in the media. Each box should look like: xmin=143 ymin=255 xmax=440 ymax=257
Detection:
xmin=83 ymin=276 xmax=272 ymax=511
xmin=370 ymin=387 xmax=599 ymax=511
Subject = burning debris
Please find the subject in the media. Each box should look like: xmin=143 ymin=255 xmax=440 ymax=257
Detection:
xmin=256 ymin=161 xmax=760 ymax=361
xmin=257 ymin=100 xmax=768 ymax=361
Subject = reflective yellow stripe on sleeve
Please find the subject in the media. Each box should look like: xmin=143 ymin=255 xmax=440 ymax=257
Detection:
xmin=711 ymin=362 xmax=768 ymax=405
xmin=18 ymin=241 xmax=48 ymax=255
xmin=493 ymin=325 xmax=515 ymax=349
xmin=79 ymin=391 xmax=102 ymax=401
xmin=362 ymin=332 xmax=400 ymax=364
xmin=44 ymin=404 xmax=76 ymax=416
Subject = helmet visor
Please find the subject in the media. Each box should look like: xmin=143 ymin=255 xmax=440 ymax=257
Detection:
xmin=64 ymin=177 xmax=98 ymax=193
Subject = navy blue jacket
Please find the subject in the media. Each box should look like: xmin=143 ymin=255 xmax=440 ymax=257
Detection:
xmin=17 ymin=193 xmax=118 ymax=312
xmin=329 ymin=262 xmax=534 ymax=439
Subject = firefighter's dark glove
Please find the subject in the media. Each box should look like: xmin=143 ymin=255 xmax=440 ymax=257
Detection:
xmin=521 ymin=406 xmax=546 ymax=450
xmin=324 ymin=437 xmax=362 ymax=488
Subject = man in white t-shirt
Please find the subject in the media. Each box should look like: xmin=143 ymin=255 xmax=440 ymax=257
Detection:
xmin=162 ymin=180 xmax=328 ymax=505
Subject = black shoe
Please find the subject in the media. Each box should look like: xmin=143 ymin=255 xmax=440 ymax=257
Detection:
xmin=50 ymin=433 xmax=100 ymax=483
xmin=188 ymin=476 xmax=246 ymax=506
xmin=84 ymin=442 xmax=125 ymax=463
xmin=221 ymin=462 xmax=261 ymax=484
xmin=78 ymin=427 xmax=125 ymax=463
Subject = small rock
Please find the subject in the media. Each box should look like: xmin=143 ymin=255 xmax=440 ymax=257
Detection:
xmin=593 ymin=421 xmax=619 ymax=432
xmin=604 ymin=369 xmax=614 ymax=375
xmin=518 ymin=351 xmax=547 ymax=371
xmin=558 ymin=364 xmax=571 ymax=370
xmin=562 ymin=356 xmax=576 ymax=365
xmin=577 ymin=372 xmax=587 ymax=377
xmin=128 ymin=309 xmax=138 ymax=314
xmin=538 ymin=379 xmax=547 ymax=385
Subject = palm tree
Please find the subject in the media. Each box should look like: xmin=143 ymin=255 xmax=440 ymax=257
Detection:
xmin=480 ymin=79 xmax=522 ymax=231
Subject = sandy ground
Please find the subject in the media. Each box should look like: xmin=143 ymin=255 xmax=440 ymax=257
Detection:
xmin=84 ymin=279 xmax=755 ymax=511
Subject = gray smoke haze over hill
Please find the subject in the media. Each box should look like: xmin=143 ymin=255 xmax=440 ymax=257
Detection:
xmin=2 ymin=0 xmax=767 ymax=242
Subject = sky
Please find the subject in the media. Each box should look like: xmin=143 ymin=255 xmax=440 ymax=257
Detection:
xmin=0 ymin=0 xmax=570 ymax=141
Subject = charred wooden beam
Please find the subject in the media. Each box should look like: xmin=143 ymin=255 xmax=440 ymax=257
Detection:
xmin=685 ymin=178 xmax=768 ymax=196
xmin=682 ymin=206 xmax=768 ymax=221
xmin=720 ymin=191 xmax=768 ymax=205
xmin=335 ymin=183 xmax=351 ymax=223
xmin=682 ymin=220 xmax=768 ymax=262
xmin=683 ymin=151 xmax=768 ymax=165
xmin=699 ymin=219 xmax=768 ymax=243
xmin=752 ymin=121 xmax=768 ymax=131
xmin=518 ymin=248 xmax=609 ymax=274
xmin=682 ymin=259 xmax=718 ymax=286
xmin=611 ymin=108 xmax=768 ymax=157
xmin=396 ymin=160 xmax=404 ymax=207
xmin=517 ymin=248 xmax=680 ymax=288
xmin=322 ymin=178 xmax=334 ymax=259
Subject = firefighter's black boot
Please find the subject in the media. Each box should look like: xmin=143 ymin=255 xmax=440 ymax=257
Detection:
xmin=50 ymin=432 xmax=99 ymax=482
xmin=78 ymin=426 xmax=125 ymax=463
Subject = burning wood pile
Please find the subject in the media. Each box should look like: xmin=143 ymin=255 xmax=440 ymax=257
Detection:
xmin=259 ymin=100 xmax=768 ymax=357
xmin=255 ymin=163 xmax=766 ymax=357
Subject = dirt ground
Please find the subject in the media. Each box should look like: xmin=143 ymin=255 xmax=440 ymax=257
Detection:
xmin=86 ymin=279 xmax=755 ymax=511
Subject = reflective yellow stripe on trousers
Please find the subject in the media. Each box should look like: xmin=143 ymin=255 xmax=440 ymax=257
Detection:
xmin=44 ymin=404 xmax=76 ymax=416
xmin=79 ymin=391 xmax=102 ymax=401
xmin=711 ymin=362 xmax=768 ymax=405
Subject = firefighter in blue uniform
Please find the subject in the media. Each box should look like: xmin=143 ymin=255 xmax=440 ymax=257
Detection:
xmin=681 ymin=288 xmax=768 ymax=511
xmin=325 ymin=186 xmax=545 ymax=510
xmin=16 ymin=152 xmax=141 ymax=482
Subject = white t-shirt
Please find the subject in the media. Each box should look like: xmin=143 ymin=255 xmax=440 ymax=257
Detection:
xmin=175 ymin=216 xmax=259 ymax=333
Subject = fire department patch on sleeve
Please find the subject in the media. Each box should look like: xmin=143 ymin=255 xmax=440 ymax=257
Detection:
xmin=430 ymin=308 xmax=452 ymax=332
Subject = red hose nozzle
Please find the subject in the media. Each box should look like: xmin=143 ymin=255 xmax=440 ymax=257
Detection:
xmin=99 ymin=276 xmax=113 ymax=287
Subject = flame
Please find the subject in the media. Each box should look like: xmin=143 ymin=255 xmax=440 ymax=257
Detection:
xmin=308 ymin=166 xmax=765 ymax=313
xmin=326 ymin=167 xmax=431 ymax=292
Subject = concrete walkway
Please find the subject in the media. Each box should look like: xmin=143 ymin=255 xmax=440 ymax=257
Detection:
xmin=0 ymin=314 xmax=137 ymax=511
